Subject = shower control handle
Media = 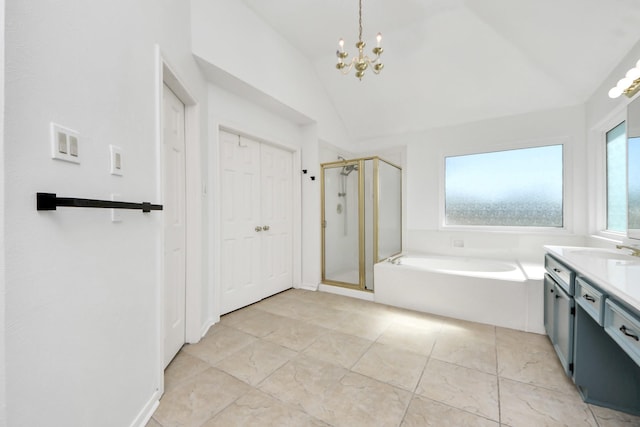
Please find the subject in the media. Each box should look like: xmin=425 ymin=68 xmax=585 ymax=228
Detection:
xmin=263 ymin=225 xmax=270 ymax=231
xmin=255 ymin=226 xmax=263 ymax=232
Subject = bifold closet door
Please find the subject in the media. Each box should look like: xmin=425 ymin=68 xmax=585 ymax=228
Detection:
xmin=219 ymin=131 xmax=294 ymax=315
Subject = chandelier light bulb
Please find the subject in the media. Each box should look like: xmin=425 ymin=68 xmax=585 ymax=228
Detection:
xmin=338 ymin=38 xmax=345 ymax=52
xmin=376 ymin=33 xmax=382 ymax=47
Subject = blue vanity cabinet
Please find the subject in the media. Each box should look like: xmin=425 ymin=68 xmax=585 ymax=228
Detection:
xmin=573 ymin=278 xmax=640 ymax=415
xmin=544 ymin=254 xmax=575 ymax=377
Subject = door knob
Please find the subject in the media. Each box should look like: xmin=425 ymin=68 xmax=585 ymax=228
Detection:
xmin=255 ymin=226 xmax=263 ymax=232
xmin=263 ymin=225 xmax=270 ymax=231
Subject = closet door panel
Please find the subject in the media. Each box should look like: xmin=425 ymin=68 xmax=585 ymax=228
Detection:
xmin=260 ymin=143 xmax=293 ymax=297
xmin=220 ymin=131 xmax=262 ymax=314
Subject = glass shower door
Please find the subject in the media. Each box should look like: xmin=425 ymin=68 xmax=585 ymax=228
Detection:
xmin=322 ymin=162 xmax=360 ymax=287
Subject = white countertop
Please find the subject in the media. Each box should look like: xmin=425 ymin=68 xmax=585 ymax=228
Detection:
xmin=544 ymin=245 xmax=640 ymax=314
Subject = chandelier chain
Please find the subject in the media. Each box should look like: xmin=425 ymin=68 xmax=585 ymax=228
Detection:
xmin=358 ymin=0 xmax=363 ymax=41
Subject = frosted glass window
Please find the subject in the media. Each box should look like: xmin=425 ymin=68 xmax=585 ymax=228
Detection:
xmin=445 ymin=145 xmax=563 ymax=227
xmin=606 ymin=122 xmax=627 ymax=232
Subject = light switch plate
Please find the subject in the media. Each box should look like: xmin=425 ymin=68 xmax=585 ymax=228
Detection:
xmin=51 ymin=122 xmax=81 ymax=164
xmin=110 ymin=145 xmax=123 ymax=176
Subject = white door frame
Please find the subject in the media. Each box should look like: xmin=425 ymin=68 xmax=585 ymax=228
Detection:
xmin=154 ymin=46 xmax=202 ymax=390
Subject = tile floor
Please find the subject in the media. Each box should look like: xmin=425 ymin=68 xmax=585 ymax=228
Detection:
xmin=148 ymin=289 xmax=640 ymax=427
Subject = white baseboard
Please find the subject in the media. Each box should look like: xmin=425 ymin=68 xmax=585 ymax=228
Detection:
xmin=130 ymin=390 xmax=161 ymax=427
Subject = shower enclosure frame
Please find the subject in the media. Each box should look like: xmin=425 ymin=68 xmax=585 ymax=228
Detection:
xmin=320 ymin=156 xmax=402 ymax=292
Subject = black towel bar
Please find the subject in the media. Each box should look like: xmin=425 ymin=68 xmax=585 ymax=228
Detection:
xmin=37 ymin=193 xmax=163 ymax=213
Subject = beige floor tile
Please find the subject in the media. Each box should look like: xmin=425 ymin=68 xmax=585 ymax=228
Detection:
xmin=254 ymin=295 xmax=304 ymax=319
xmin=145 ymin=418 xmax=162 ymax=427
xmin=319 ymin=371 xmax=412 ymax=427
xmin=164 ymin=352 xmax=211 ymax=392
xmin=441 ymin=317 xmax=496 ymax=341
xmin=294 ymin=304 xmax=351 ymax=330
xmin=499 ymin=378 xmax=598 ymax=427
xmin=387 ymin=306 xmax=446 ymax=331
xmin=153 ymin=367 xmax=250 ymax=427
xmin=352 ymin=342 xmax=428 ymax=391
xmin=202 ymin=389 xmax=329 ymax=427
xmin=215 ymin=340 xmax=296 ymax=386
xmin=182 ymin=325 xmax=257 ymax=365
xmin=262 ymin=320 xmax=330 ymax=351
xmin=431 ymin=333 xmax=497 ymax=374
xmin=218 ymin=304 xmax=262 ymax=327
xmin=416 ymin=359 xmax=499 ymax=421
xmin=258 ymin=354 xmax=348 ymax=418
xmin=376 ymin=321 xmax=440 ymax=356
xmin=331 ymin=311 xmax=393 ymax=341
xmin=401 ymin=395 xmax=499 ymax=427
xmin=589 ymin=404 xmax=640 ymax=427
xmin=497 ymin=328 xmax=575 ymax=393
xmin=231 ymin=309 xmax=292 ymax=338
xmin=302 ymin=330 xmax=373 ymax=369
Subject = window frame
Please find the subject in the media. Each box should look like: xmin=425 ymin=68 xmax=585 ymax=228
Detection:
xmin=438 ymin=137 xmax=570 ymax=233
xmin=604 ymin=120 xmax=627 ymax=234
xmin=592 ymin=107 xmax=628 ymax=240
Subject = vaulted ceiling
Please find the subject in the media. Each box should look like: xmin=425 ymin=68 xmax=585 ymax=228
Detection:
xmin=241 ymin=0 xmax=640 ymax=141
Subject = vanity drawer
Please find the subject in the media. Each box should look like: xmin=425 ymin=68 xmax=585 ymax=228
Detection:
xmin=604 ymin=300 xmax=640 ymax=367
xmin=545 ymin=254 xmax=574 ymax=295
xmin=575 ymin=277 xmax=605 ymax=325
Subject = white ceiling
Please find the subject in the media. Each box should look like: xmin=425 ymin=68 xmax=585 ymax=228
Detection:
xmin=241 ymin=0 xmax=640 ymax=142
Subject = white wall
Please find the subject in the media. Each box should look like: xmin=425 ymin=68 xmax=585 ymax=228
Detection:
xmin=585 ymin=39 xmax=640 ymax=246
xmin=358 ymin=105 xmax=588 ymax=264
xmin=0 ymin=0 xmax=5 ymax=425
xmin=190 ymin=0 xmax=353 ymax=150
xmin=4 ymin=2 xmax=206 ymax=426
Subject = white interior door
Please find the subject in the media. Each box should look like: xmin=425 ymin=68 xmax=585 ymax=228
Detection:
xmin=260 ymin=143 xmax=293 ymax=297
xmin=163 ymin=84 xmax=186 ymax=367
xmin=220 ymin=131 xmax=262 ymax=314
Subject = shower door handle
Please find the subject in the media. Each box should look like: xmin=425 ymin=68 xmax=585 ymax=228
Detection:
xmin=263 ymin=225 xmax=270 ymax=231
xmin=255 ymin=226 xmax=263 ymax=232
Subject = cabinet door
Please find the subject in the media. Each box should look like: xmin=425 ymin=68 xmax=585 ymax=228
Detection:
xmin=544 ymin=274 xmax=556 ymax=339
xmin=553 ymin=282 xmax=574 ymax=376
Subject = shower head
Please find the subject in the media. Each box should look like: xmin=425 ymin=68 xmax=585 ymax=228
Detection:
xmin=340 ymin=164 xmax=358 ymax=176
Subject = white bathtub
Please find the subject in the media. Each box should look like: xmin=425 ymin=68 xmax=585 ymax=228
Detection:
xmin=374 ymin=254 xmax=544 ymax=333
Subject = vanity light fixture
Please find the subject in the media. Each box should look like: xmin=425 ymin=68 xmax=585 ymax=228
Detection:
xmin=608 ymin=59 xmax=640 ymax=98
xmin=335 ymin=0 xmax=384 ymax=80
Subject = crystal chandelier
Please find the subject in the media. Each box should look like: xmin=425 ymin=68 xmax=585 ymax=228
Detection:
xmin=335 ymin=0 xmax=384 ymax=80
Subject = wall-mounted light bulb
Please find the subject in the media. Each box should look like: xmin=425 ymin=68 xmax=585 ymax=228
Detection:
xmin=617 ymin=77 xmax=633 ymax=90
xmin=609 ymin=86 xmax=623 ymax=98
xmin=627 ymin=68 xmax=640 ymax=81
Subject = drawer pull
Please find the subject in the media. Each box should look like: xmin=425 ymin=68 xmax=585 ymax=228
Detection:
xmin=553 ymin=268 xmax=562 ymax=273
xmin=620 ymin=325 xmax=640 ymax=341
xmin=584 ymin=294 xmax=596 ymax=302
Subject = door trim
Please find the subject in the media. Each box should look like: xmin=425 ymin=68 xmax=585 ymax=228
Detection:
xmin=155 ymin=46 xmax=202 ymax=392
